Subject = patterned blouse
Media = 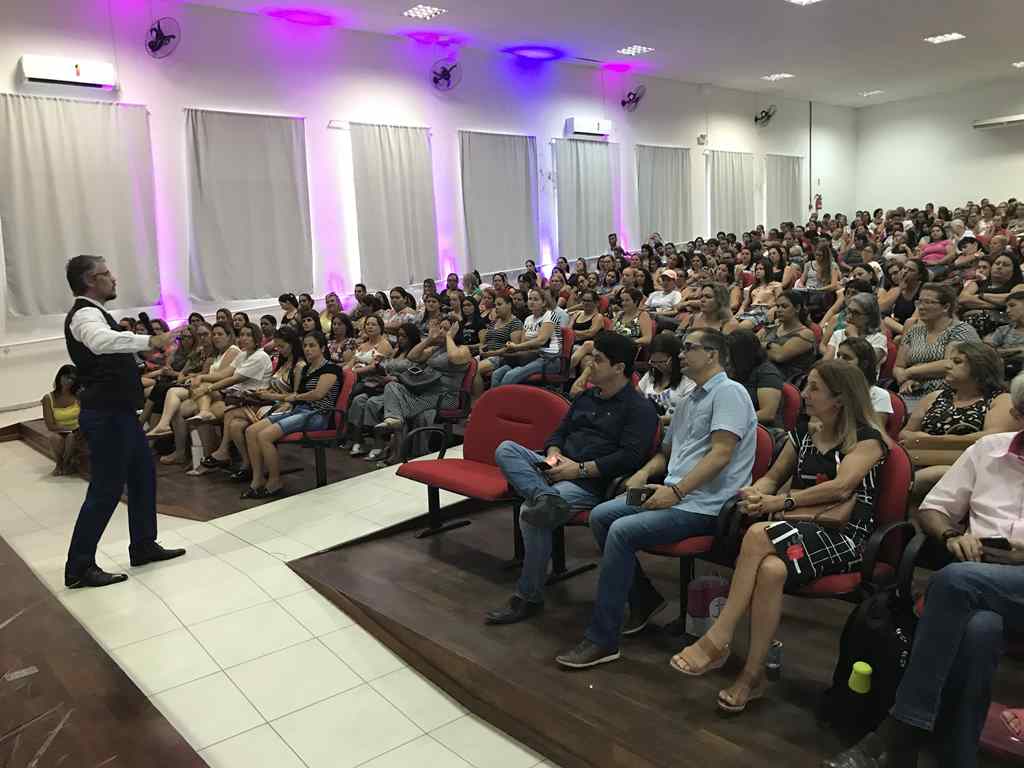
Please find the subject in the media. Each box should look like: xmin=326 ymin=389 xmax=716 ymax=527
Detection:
xmin=900 ymin=321 xmax=980 ymax=395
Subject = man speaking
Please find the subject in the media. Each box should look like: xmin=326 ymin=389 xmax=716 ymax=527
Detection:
xmin=63 ymin=255 xmax=186 ymax=588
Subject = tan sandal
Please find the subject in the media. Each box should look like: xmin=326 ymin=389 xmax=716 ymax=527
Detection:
xmin=669 ymin=634 xmax=730 ymax=677
xmin=717 ymin=671 xmax=766 ymax=713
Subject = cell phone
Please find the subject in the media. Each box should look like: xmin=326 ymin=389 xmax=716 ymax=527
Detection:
xmin=626 ymin=487 xmax=655 ymax=507
xmin=535 ymin=461 xmax=552 ymax=471
xmin=980 ymin=537 xmax=1011 ymax=551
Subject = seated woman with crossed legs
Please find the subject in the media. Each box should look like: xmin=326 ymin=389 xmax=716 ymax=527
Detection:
xmin=242 ymin=331 xmax=340 ymax=499
xmin=670 ymin=360 xmax=888 ymax=714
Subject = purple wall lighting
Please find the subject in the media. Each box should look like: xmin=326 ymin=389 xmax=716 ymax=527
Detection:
xmin=501 ymin=45 xmax=565 ymax=61
xmin=406 ymin=30 xmax=463 ymax=46
xmin=601 ymin=62 xmax=631 ymax=73
xmin=264 ymin=8 xmax=335 ymax=26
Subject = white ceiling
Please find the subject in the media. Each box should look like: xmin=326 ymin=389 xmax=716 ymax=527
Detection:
xmin=185 ymin=0 xmax=1024 ymax=107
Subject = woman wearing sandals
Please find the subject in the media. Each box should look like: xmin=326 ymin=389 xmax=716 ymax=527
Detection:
xmin=670 ymin=360 xmax=888 ymax=714
xmin=241 ymin=331 xmax=341 ymax=499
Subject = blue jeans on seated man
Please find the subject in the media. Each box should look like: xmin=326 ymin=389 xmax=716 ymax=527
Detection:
xmin=891 ymin=562 xmax=1023 ymax=768
xmin=490 ymin=355 xmax=559 ymax=388
xmin=584 ymin=497 xmax=718 ymax=651
xmin=494 ymin=440 xmax=603 ymax=604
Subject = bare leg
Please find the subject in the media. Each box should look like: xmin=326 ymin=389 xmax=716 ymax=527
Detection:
xmin=701 ymin=524 xmax=776 ymax=647
xmin=62 ymin=432 xmax=80 ymax=472
xmin=212 ymin=409 xmax=242 ymax=459
xmin=229 ymin=417 xmax=253 ymax=468
xmin=473 ymin=358 xmax=495 ymax=398
xmin=246 ymin=421 xmax=271 ymax=488
xmin=48 ymin=433 xmax=66 ymax=475
xmin=718 ymin=555 xmax=787 ymax=709
xmin=257 ymin=425 xmax=284 ymax=491
xmin=148 ymin=387 xmax=188 ymax=434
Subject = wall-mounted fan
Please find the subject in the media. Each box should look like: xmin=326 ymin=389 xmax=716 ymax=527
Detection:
xmin=754 ymin=104 xmax=777 ymax=127
xmin=146 ymin=17 xmax=181 ymax=59
xmin=621 ymin=84 xmax=646 ymax=112
xmin=431 ymin=58 xmax=462 ymax=91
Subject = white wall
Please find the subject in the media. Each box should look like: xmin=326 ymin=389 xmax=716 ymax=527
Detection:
xmin=855 ymin=77 xmax=1024 ymax=210
xmin=0 ymin=0 xmax=856 ymax=410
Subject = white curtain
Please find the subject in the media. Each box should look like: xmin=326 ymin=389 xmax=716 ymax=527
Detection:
xmin=186 ymin=109 xmax=313 ymax=302
xmin=708 ymin=150 xmax=755 ymax=236
xmin=459 ymin=131 xmax=539 ymax=273
xmin=765 ymin=154 xmax=804 ymax=228
xmin=553 ymin=139 xmax=617 ymax=261
xmin=350 ymin=123 xmax=438 ymax=288
xmin=636 ymin=145 xmax=692 ymax=243
xmin=0 ymin=94 xmax=159 ymax=316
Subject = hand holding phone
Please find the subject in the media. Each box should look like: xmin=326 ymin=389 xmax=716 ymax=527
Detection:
xmin=626 ymin=486 xmax=656 ymax=507
xmin=980 ymin=537 xmax=1011 ymax=551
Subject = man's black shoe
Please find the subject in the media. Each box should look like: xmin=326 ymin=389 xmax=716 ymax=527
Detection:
xmin=65 ymin=565 xmax=129 ymax=589
xmin=485 ymin=595 xmax=543 ymax=625
xmin=622 ymin=598 xmax=668 ymax=636
xmin=129 ymin=542 xmax=187 ymax=567
xmin=520 ymin=494 xmax=572 ymax=529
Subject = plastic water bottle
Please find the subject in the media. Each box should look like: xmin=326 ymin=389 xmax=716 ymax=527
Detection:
xmin=765 ymin=640 xmax=783 ymax=680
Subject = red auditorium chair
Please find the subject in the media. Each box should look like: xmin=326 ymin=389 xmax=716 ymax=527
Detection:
xmin=885 ymin=391 xmax=908 ymax=440
xmin=396 ymin=384 xmax=569 ymax=538
xmin=279 ymin=367 xmax=356 ymax=488
xmin=435 ymin=357 xmax=477 ymax=444
xmin=780 ymin=382 xmax=802 ymax=431
xmin=810 ymin=322 xmax=823 ymax=347
xmin=642 ymin=424 xmax=777 ymax=630
xmin=880 ymin=338 xmax=898 ymax=386
xmin=526 ymin=327 xmax=574 ymax=390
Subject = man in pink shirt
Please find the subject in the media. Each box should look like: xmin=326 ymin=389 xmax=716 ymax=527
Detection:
xmin=824 ymin=373 xmax=1024 ymax=768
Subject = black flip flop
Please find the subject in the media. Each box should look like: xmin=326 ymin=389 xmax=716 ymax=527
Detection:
xmin=200 ymin=456 xmax=231 ymax=469
xmin=240 ymin=487 xmax=266 ymax=499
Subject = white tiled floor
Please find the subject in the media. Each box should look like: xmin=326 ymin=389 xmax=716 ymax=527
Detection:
xmin=0 ymin=440 xmax=558 ymax=768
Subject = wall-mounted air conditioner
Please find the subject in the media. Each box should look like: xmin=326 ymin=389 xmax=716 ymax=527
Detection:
xmin=972 ymin=113 xmax=1024 ymax=130
xmin=19 ymin=55 xmax=118 ymax=89
xmin=565 ymin=117 xmax=612 ymax=137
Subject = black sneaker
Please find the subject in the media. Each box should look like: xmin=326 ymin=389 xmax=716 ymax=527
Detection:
xmin=520 ymin=494 xmax=572 ymax=529
xmin=555 ymin=639 xmax=620 ymax=669
xmin=622 ymin=598 xmax=668 ymax=637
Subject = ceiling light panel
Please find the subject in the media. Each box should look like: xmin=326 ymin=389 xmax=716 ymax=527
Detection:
xmin=784 ymin=0 xmax=824 ymax=5
xmin=1013 ymin=61 xmax=1024 ymax=69
xmin=617 ymin=45 xmax=655 ymax=56
xmin=860 ymin=90 xmax=884 ymax=97
xmin=761 ymin=73 xmax=794 ymax=81
xmin=403 ymin=5 xmax=447 ymax=20
xmin=923 ymin=32 xmax=965 ymax=44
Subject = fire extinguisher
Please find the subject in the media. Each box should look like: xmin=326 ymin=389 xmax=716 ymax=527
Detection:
xmin=814 ymin=193 xmax=823 ymax=212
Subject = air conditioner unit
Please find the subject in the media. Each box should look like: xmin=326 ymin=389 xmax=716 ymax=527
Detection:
xmin=565 ymin=117 xmax=612 ymax=137
xmin=972 ymin=113 xmax=1024 ymax=130
xmin=19 ymin=55 xmax=118 ymax=89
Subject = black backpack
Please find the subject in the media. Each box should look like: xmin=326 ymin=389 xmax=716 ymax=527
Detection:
xmin=818 ymin=532 xmax=927 ymax=739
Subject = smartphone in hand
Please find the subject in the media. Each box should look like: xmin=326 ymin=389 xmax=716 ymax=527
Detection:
xmin=980 ymin=537 xmax=1011 ymax=551
xmin=626 ymin=487 xmax=655 ymax=507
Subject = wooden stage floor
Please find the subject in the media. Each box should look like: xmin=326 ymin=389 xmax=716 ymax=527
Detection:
xmin=289 ymin=503 xmax=1023 ymax=768
xmin=0 ymin=535 xmax=204 ymax=768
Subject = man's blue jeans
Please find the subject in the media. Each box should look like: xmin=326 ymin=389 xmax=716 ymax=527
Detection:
xmin=584 ymin=496 xmax=718 ymax=650
xmin=892 ymin=562 xmax=1023 ymax=768
xmin=494 ymin=440 xmax=602 ymax=604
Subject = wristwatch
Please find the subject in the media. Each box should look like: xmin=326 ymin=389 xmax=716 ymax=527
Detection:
xmin=783 ymin=495 xmax=796 ymax=513
xmin=578 ymin=462 xmax=588 ymax=479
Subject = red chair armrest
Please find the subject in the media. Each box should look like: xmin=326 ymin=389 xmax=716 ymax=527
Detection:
xmin=399 ymin=425 xmax=450 ymax=461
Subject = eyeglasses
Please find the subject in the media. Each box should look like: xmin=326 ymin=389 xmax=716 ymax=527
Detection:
xmin=681 ymin=342 xmax=711 ymax=353
xmin=916 ymin=299 xmax=943 ymax=307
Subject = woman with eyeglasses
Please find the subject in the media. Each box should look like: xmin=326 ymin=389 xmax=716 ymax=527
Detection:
xmin=892 ymin=284 xmax=980 ymax=412
xmin=822 ymin=291 xmax=887 ymax=368
xmin=633 ymin=332 xmax=694 ymax=424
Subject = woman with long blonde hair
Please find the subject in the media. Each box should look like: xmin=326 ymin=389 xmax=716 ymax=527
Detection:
xmin=670 ymin=360 xmax=889 ymax=714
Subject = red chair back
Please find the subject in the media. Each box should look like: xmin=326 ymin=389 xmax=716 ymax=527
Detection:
xmin=880 ymin=339 xmax=898 ymax=382
xmin=462 ymin=385 xmax=569 ymax=466
xmin=332 ymin=368 xmax=357 ymax=427
xmin=598 ymin=296 xmax=610 ymax=314
xmin=753 ymin=425 xmax=775 ymax=481
xmin=810 ymin=323 xmax=823 ymax=346
xmin=603 ymin=316 xmax=613 ymax=330
xmin=885 ymin=391 xmax=907 ymax=440
xmin=741 ymin=272 xmax=754 ymax=287
xmin=874 ymin=443 xmax=913 ymax=567
xmin=780 ymin=383 xmax=801 ymax=432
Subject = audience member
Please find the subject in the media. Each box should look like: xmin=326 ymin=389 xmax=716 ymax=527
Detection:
xmin=487 ymin=332 xmax=657 ymax=625
xmin=242 ymin=331 xmax=341 ymax=498
xmin=959 ymin=252 xmax=1023 ymax=337
xmin=823 ymin=291 xmax=887 ymax=367
xmin=634 ymin=332 xmax=695 ymax=424
xmin=762 ymin=290 xmax=818 ymax=383
xmin=319 ymin=292 xmax=344 ymax=333
xmin=554 ymin=329 xmax=756 ymax=669
xmin=673 ymin=360 xmax=887 ymax=713
xmin=837 ymin=337 xmax=894 ymax=417
xmin=327 ymin=313 xmax=357 ymax=364
xmin=893 ymin=284 xmax=980 ymax=411
xmin=42 ymin=364 xmax=81 ymax=476
xmin=728 ymin=329 xmax=784 ymax=427
xmin=491 ymin=288 xmax=561 ymax=387
xmin=187 ymin=322 xmax=273 ymax=425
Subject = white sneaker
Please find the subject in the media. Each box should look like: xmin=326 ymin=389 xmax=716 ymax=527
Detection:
xmin=349 ymin=443 xmax=368 ymax=456
xmin=366 ymin=448 xmax=386 ymax=461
